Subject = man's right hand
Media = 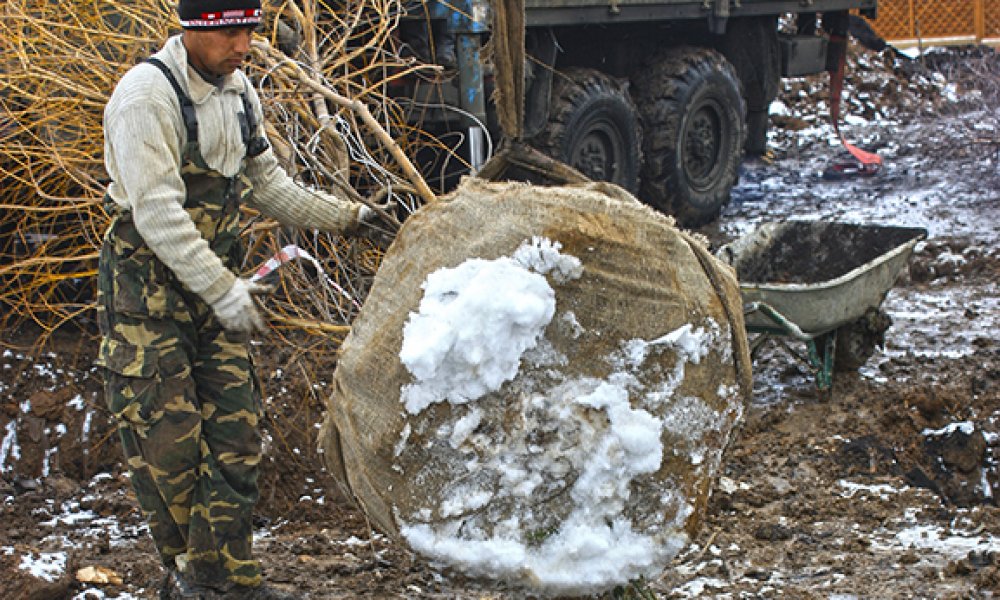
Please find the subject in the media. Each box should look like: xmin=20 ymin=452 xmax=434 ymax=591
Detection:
xmin=356 ymin=198 xmax=398 ymax=230
xmin=210 ymin=278 xmax=272 ymax=332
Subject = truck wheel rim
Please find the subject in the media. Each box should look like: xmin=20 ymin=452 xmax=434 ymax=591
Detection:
xmin=682 ymin=99 xmax=726 ymax=191
xmin=571 ymin=118 xmax=625 ymax=184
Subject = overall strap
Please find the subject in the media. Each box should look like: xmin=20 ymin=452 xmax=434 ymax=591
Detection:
xmin=239 ymin=91 xmax=269 ymax=158
xmin=146 ymin=56 xmax=268 ymax=159
xmin=145 ymin=57 xmax=199 ymax=144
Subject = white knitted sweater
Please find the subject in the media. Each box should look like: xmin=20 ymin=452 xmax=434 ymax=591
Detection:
xmin=104 ymin=35 xmax=360 ymax=305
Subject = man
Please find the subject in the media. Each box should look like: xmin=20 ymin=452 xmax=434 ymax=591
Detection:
xmin=98 ymin=1 xmax=372 ymax=597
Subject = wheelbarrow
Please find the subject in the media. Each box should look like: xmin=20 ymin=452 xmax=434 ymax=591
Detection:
xmin=716 ymin=221 xmax=927 ymax=391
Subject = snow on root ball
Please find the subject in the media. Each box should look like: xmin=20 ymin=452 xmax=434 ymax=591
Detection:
xmin=319 ymin=178 xmax=752 ymax=595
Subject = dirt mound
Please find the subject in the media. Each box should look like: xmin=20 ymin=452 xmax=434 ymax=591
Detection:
xmin=909 ymin=238 xmax=1000 ymax=284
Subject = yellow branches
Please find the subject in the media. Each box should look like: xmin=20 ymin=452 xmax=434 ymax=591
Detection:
xmin=1 ymin=0 xmax=453 ymax=351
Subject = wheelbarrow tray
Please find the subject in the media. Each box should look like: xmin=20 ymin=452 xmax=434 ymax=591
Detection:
xmin=716 ymin=222 xmax=927 ymax=336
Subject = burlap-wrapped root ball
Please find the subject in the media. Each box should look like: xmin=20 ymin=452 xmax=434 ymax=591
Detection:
xmin=319 ymin=178 xmax=752 ymax=595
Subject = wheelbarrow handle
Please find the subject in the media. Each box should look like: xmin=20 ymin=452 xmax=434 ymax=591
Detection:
xmin=744 ymin=302 xmax=814 ymax=342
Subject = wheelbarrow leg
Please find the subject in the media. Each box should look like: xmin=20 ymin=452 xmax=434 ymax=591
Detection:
xmin=749 ymin=333 xmax=771 ymax=359
xmin=806 ymin=334 xmax=837 ymax=392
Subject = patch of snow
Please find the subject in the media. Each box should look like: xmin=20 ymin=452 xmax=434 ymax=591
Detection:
xmin=922 ymin=422 xmax=976 ymax=437
xmin=439 ymin=488 xmax=493 ymax=518
xmin=671 ymin=576 xmax=730 ymax=597
xmin=18 ymin=550 xmax=67 ymax=582
xmin=511 ymin=236 xmax=583 ymax=283
xmin=838 ymin=480 xmax=903 ymax=500
xmin=37 ymin=498 xmax=147 ymax=550
xmin=72 ymin=590 xmax=140 ymax=600
xmin=42 ymin=446 xmax=58 ymax=477
xmin=448 ymin=407 xmax=482 ymax=449
xmin=395 ymin=238 xmax=739 ymax=593
xmin=399 ymin=238 xmax=570 ymax=415
xmin=884 ymin=524 xmax=1000 ymax=560
xmin=870 ymin=283 xmax=1000 ymax=370
xmin=394 ymin=422 xmax=411 ymax=458
xmin=560 ymin=311 xmax=584 ymax=339
xmin=1 ymin=420 xmax=20 ymax=473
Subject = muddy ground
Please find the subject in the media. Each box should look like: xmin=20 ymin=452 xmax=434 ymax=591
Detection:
xmin=2 ymin=45 xmax=999 ymax=599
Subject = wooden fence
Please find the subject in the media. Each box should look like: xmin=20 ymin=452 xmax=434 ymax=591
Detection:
xmin=869 ymin=0 xmax=1000 ymax=46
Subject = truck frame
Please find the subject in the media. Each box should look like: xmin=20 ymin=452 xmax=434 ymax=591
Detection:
xmin=398 ymin=0 xmax=878 ymax=225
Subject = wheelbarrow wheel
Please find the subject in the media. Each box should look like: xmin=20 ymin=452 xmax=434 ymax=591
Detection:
xmin=830 ymin=309 xmax=893 ymax=372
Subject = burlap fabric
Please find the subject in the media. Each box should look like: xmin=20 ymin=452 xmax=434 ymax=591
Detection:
xmin=488 ymin=0 xmax=525 ymax=138
xmin=319 ymin=178 xmax=751 ymax=584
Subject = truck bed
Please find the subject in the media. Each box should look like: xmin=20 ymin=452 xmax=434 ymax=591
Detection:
xmin=523 ymin=0 xmax=877 ymax=26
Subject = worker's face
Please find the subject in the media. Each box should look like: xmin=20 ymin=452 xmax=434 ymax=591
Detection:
xmin=182 ymin=26 xmax=255 ymax=77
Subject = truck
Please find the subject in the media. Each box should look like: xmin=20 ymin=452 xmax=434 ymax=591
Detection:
xmin=396 ymin=0 xmax=878 ymax=225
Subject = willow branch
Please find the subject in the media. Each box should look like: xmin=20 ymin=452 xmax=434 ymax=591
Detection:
xmin=253 ymin=39 xmax=437 ymax=205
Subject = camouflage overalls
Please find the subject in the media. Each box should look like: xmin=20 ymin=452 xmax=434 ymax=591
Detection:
xmin=97 ymin=58 xmax=267 ymax=589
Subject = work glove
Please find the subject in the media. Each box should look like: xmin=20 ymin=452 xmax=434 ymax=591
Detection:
xmin=352 ymin=199 xmax=399 ymax=248
xmin=358 ymin=204 xmax=377 ymax=226
xmin=210 ymin=278 xmax=272 ymax=333
xmin=355 ymin=202 xmax=400 ymax=248
xmin=356 ymin=195 xmax=400 ymax=228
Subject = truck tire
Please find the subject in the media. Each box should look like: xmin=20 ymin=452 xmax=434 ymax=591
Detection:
xmin=631 ymin=47 xmax=746 ymax=226
xmin=531 ymin=67 xmax=641 ymax=193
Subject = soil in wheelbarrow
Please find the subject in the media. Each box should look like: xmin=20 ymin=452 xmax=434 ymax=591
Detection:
xmin=735 ymin=222 xmax=925 ymax=285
